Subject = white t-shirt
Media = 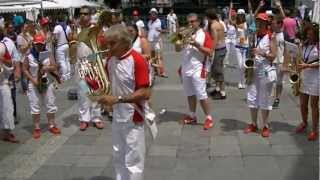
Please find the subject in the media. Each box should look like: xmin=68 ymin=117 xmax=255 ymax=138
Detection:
xmin=132 ymin=37 xmax=142 ymax=54
xmin=167 ymin=13 xmax=177 ymax=25
xmin=226 ymin=24 xmax=236 ymax=44
xmin=147 ymin=19 xmax=162 ymax=42
xmin=2 ymin=37 xmax=21 ymax=63
xmin=181 ymin=28 xmax=213 ymax=76
xmin=53 ymin=24 xmax=71 ymax=46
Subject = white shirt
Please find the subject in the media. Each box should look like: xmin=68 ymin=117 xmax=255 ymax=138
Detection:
xmin=53 ymin=24 xmax=71 ymax=46
xmin=274 ymin=32 xmax=285 ymax=64
xmin=181 ymin=28 xmax=212 ymax=76
xmin=107 ymin=49 xmax=150 ymax=123
xmin=17 ymin=33 xmax=32 ymax=57
xmin=147 ymin=19 xmax=162 ymax=42
xmin=2 ymin=37 xmax=21 ymax=63
xmin=301 ymin=44 xmax=319 ymax=84
xmin=167 ymin=13 xmax=177 ymax=25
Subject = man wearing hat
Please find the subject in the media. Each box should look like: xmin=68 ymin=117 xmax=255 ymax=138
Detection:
xmin=147 ymin=8 xmax=167 ymax=78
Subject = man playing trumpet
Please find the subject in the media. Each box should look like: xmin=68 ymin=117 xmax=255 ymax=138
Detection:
xmin=178 ymin=13 xmax=214 ymax=130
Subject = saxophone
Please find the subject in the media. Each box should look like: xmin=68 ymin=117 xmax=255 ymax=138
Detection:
xmin=288 ymin=43 xmax=302 ymax=96
xmin=37 ymin=62 xmax=49 ymax=93
xmin=244 ymin=31 xmax=255 ymax=85
xmin=169 ymin=26 xmax=196 ymax=52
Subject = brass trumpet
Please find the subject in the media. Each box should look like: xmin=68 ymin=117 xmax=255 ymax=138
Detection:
xmin=169 ymin=26 xmax=196 ymax=52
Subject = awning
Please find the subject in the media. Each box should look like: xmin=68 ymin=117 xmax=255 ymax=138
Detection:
xmin=0 ymin=0 xmax=101 ymax=13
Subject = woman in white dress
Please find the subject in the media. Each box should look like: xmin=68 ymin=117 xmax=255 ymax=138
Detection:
xmin=295 ymin=23 xmax=319 ymax=141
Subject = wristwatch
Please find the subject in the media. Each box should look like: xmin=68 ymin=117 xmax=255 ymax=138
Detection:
xmin=117 ymin=96 xmax=124 ymax=103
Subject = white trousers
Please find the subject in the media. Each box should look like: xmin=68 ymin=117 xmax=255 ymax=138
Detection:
xmin=78 ymin=87 xmax=102 ymax=122
xmin=247 ymin=76 xmax=274 ymax=110
xmin=112 ymin=120 xmax=145 ymax=180
xmin=0 ymin=83 xmax=14 ymax=130
xmin=27 ymin=83 xmax=57 ymax=114
xmin=168 ymin=23 xmax=176 ymax=35
xmin=235 ymin=47 xmax=247 ymax=86
xmin=56 ymin=44 xmax=71 ymax=81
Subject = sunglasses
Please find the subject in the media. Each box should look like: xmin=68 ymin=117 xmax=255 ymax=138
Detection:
xmin=188 ymin=20 xmax=197 ymax=23
xmin=79 ymin=12 xmax=90 ymax=16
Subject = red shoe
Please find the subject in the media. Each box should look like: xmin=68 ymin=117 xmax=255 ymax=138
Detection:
xmin=182 ymin=116 xmax=197 ymax=125
xmin=307 ymin=131 xmax=317 ymax=141
xmin=49 ymin=126 xmax=61 ymax=135
xmin=93 ymin=121 xmax=104 ymax=129
xmin=261 ymin=127 xmax=270 ymax=138
xmin=79 ymin=122 xmax=89 ymax=131
xmin=3 ymin=133 xmax=19 ymax=143
xmin=32 ymin=128 xmax=41 ymax=139
xmin=244 ymin=124 xmax=258 ymax=134
xmin=203 ymin=118 xmax=214 ymax=130
xmin=295 ymin=122 xmax=307 ymax=133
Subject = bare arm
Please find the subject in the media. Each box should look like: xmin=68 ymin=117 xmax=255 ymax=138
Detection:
xmin=265 ymin=36 xmax=277 ymax=62
xmin=254 ymin=0 xmax=265 ymax=17
xmin=22 ymin=58 xmax=37 ymax=85
xmin=140 ymin=37 xmax=151 ymax=59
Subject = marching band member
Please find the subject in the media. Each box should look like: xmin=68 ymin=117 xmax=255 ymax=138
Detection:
xmin=39 ymin=17 xmax=54 ymax=53
xmin=235 ymin=9 xmax=249 ymax=89
xmin=1 ymin=27 xmax=21 ymax=126
xmin=147 ymin=8 xmax=168 ymax=78
xmin=179 ymin=13 xmax=214 ymax=130
xmin=244 ymin=13 xmax=277 ymax=138
xmin=77 ymin=6 xmax=104 ymax=131
xmin=0 ymin=35 xmax=19 ymax=143
xmin=98 ymin=24 xmax=151 ymax=180
xmin=270 ymin=14 xmax=286 ymax=108
xmin=23 ymin=34 xmax=61 ymax=139
xmin=206 ymin=9 xmax=227 ymax=99
xmin=295 ymin=23 xmax=319 ymax=141
xmin=53 ymin=16 xmax=71 ymax=81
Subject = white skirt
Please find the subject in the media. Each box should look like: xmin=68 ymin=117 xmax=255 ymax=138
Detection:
xmin=300 ymin=69 xmax=319 ymax=96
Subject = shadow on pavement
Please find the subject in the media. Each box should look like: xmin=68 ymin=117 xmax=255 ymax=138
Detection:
xmin=158 ymin=110 xmax=185 ymax=124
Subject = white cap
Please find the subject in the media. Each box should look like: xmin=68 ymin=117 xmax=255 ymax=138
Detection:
xmin=149 ymin=8 xmax=158 ymax=14
xmin=237 ymin=9 xmax=245 ymax=14
xmin=266 ymin=10 xmax=273 ymax=16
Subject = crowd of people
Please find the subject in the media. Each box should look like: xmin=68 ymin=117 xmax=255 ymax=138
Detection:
xmin=0 ymin=0 xmax=319 ymax=180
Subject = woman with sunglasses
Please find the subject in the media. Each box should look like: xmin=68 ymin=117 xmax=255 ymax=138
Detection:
xmin=295 ymin=23 xmax=319 ymax=141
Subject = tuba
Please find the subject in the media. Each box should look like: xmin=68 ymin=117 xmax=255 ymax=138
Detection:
xmin=78 ymin=38 xmax=110 ymax=97
xmin=169 ymin=26 xmax=196 ymax=52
